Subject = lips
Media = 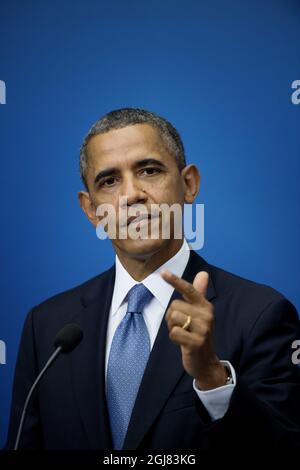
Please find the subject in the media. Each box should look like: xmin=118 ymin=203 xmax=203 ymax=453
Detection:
xmin=127 ymin=214 xmax=150 ymax=226
xmin=119 ymin=211 xmax=160 ymax=229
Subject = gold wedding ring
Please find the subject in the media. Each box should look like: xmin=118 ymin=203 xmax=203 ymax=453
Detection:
xmin=182 ymin=315 xmax=192 ymax=331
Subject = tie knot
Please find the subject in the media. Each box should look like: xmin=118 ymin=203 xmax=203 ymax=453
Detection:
xmin=126 ymin=284 xmax=153 ymax=314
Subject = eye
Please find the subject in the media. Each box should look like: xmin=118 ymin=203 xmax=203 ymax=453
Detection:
xmin=101 ymin=176 xmax=118 ymax=187
xmin=141 ymin=167 xmax=161 ymax=176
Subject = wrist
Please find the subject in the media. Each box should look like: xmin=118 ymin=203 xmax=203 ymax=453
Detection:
xmin=195 ymin=362 xmax=228 ymax=391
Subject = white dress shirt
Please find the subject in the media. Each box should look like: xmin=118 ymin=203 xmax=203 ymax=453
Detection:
xmin=105 ymin=239 xmax=236 ymax=420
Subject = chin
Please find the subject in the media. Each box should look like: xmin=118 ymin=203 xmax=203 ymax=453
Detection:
xmin=113 ymin=237 xmax=168 ymax=259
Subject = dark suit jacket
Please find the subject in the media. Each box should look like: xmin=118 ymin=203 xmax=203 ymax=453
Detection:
xmin=5 ymin=251 xmax=300 ymax=449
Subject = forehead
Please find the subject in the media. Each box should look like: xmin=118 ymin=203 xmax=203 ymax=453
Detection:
xmin=86 ymin=124 xmax=169 ymax=167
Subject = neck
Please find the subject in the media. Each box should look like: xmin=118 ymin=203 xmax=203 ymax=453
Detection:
xmin=114 ymin=239 xmax=184 ymax=281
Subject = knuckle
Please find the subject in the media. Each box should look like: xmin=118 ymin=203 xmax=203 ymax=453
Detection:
xmin=170 ymin=309 xmax=178 ymax=321
xmin=171 ymin=299 xmax=181 ymax=310
xmin=185 ymin=285 xmax=195 ymax=295
xmin=201 ymin=325 xmax=209 ymax=337
xmin=200 ymin=304 xmax=213 ymax=321
xmin=205 ymin=310 xmax=214 ymax=327
xmin=169 ymin=326 xmax=180 ymax=340
xmin=205 ymin=301 xmax=214 ymax=314
xmin=165 ymin=310 xmax=171 ymax=322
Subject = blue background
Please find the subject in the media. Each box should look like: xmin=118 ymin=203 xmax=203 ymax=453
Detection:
xmin=0 ymin=0 xmax=299 ymax=447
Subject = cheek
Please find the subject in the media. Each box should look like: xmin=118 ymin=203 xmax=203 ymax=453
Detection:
xmin=90 ymin=190 xmax=118 ymax=206
xmin=147 ymin=172 xmax=181 ymax=193
xmin=88 ymin=193 xmax=119 ymax=223
xmin=149 ymin=178 xmax=184 ymax=204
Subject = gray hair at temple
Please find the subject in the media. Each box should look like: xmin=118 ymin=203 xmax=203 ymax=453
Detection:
xmin=79 ymin=108 xmax=186 ymax=190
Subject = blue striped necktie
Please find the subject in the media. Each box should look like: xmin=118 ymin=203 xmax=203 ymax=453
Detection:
xmin=106 ymin=283 xmax=153 ymax=450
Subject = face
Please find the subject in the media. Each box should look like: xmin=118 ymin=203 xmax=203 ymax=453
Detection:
xmin=78 ymin=124 xmax=200 ymax=259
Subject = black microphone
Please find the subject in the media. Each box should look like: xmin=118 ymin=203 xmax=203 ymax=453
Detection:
xmin=14 ymin=323 xmax=83 ymax=450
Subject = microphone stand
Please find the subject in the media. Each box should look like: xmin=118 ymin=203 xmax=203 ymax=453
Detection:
xmin=14 ymin=346 xmax=62 ymax=450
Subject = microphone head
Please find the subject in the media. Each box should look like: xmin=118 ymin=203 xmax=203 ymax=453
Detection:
xmin=54 ymin=324 xmax=83 ymax=354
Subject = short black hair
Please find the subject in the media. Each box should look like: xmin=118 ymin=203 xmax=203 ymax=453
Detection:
xmin=79 ymin=108 xmax=186 ymax=190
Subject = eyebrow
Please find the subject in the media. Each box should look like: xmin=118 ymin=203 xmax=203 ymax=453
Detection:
xmin=94 ymin=158 xmax=166 ymax=186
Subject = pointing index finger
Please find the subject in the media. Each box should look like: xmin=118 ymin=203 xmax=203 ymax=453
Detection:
xmin=160 ymin=269 xmax=202 ymax=303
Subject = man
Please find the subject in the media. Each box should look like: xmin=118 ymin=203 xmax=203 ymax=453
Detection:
xmin=5 ymin=108 xmax=300 ymax=449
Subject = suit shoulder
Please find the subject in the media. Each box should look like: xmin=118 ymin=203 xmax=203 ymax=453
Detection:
xmin=192 ymin=251 xmax=285 ymax=305
xmin=209 ymin=263 xmax=285 ymax=303
xmin=32 ymin=266 xmax=114 ymax=315
xmin=191 ymin=252 xmax=299 ymax=335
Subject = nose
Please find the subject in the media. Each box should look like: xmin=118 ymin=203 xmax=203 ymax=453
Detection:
xmin=121 ymin=174 xmax=147 ymax=206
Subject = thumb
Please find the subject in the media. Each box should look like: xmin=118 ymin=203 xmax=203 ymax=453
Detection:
xmin=193 ymin=271 xmax=209 ymax=298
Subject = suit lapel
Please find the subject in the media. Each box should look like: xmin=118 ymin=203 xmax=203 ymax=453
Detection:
xmin=123 ymin=250 xmax=216 ymax=450
xmin=70 ymin=266 xmax=115 ymax=449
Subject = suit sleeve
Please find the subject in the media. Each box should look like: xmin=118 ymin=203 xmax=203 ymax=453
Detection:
xmin=4 ymin=308 xmax=43 ymax=449
xmin=195 ymin=298 xmax=300 ymax=448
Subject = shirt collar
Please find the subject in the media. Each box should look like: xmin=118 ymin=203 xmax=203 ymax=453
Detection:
xmin=111 ymin=239 xmax=191 ymax=316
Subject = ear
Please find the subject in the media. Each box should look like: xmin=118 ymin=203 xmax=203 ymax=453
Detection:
xmin=78 ymin=190 xmax=99 ymax=227
xmin=181 ymin=164 xmax=200 ymax=203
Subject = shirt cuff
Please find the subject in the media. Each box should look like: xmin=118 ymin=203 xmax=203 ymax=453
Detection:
xmin=193 ymin=360 xmax=236 ymax=421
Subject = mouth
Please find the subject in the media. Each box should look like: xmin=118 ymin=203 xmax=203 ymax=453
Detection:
xmin=118 ymin=213 xmax=160 ymax=229
xmin=127 ymin=214 xmax=151 ymax=227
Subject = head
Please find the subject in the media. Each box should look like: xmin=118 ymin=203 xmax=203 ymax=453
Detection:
xmin=78 ymin=108 xmax=200 ymax=260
